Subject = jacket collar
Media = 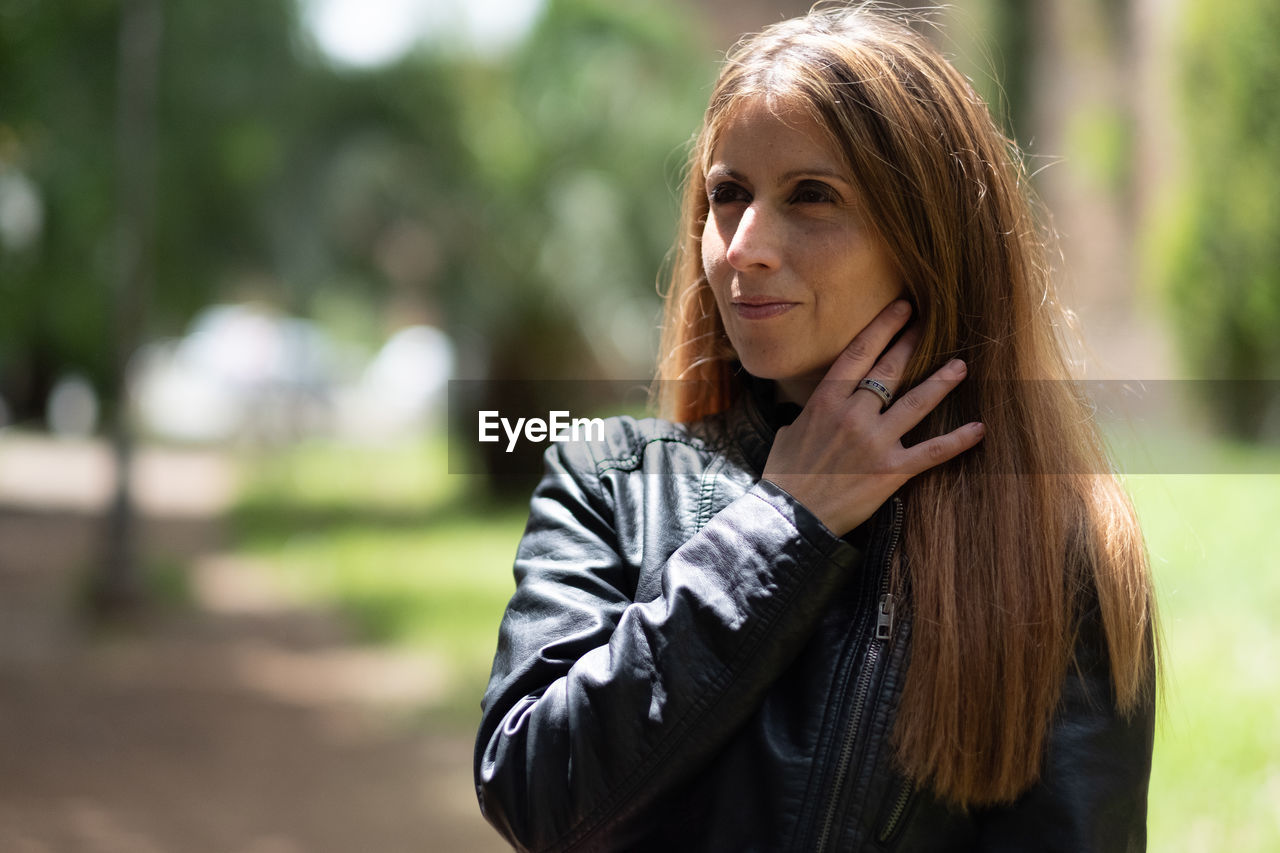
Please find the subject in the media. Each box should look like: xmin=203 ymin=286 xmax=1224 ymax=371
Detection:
xmin=725 ymin=370 xmax=885 ymax=550
xmin=726 ymin=369 xmax=800 ymax=475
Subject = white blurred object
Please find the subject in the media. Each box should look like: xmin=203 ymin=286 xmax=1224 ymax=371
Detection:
xmin=47 ymin=374 xmax=99 ymax=438
xmin=303 ymin=0 xmax=544 ymax=67
xmin=132 ymin=305 xmax=454 ymax=445
xmin=131 ymin=340 xmax=243 ymax=443
xmin=0 ymin=168 xmax=44 ymax=252
xmin=131 ymin=304 xmax=343 ymax=444
xmin=334 ymin=325 xmax=454 ymax=441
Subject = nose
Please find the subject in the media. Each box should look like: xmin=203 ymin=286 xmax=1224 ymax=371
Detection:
xmin=725 ymin=204 xmax=781 ymax=271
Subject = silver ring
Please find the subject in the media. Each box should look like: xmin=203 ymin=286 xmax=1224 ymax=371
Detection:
xmin=856 ymin=377 xmax=893 ymax=409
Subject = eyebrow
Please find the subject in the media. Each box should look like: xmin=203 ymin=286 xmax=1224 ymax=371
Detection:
xmin=704 ymin=165 xmax=853 ymax=187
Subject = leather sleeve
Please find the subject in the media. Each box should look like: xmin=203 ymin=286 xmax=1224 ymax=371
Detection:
xmin=974 ymin=605 xmax=1156 ymax=853
xmin=474 ymin=439 xmax=861 ymax=853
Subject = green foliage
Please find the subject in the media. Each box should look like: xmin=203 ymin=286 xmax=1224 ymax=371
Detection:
xmin=0 ymin=0 xmax=118 ymax=411
xmin=1065 ymin=103 xmax=1132 ymax=194
xmin=1155 ymin=0 xmax=1280 ymax=438
xmin=426 ymin=0 xmax=712 ymax=494
xmin=443 ymin=0 xmax=711 ymax=378
xmin=0 ymin=0 xmax=373 ymax=415
xmin=1 ymin=0 xmax=710 ymax=468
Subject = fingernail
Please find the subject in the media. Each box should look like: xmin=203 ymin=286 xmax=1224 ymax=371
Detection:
xmin=949 ymin=358 xmax=966 ymax=375
xmin=969 ymin=421 xmax=985 ymax=436
xmin=893 ymin=299 xmax=911 ymax=315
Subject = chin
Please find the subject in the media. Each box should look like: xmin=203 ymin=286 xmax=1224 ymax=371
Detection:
xmin=736 ymin=354 xmax=787 ymax=381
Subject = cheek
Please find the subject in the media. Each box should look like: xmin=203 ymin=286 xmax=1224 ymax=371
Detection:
xmin=700 ymin=220 xmax=721 ymax=276
xmin=700 ymin=227 xmax=732 ymax=304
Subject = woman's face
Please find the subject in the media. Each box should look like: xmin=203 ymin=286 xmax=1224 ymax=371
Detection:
xmin=701 ymin=98 xmax=902 ymax=405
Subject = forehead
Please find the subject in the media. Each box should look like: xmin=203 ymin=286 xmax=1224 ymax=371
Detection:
xmin=704 ymin=95 xmax=848 ymax=174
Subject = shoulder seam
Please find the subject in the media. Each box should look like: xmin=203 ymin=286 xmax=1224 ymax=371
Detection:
xmin=594 ymin=434 xmax=719 ymax=475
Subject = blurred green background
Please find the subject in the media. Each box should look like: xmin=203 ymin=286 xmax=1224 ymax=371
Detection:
xmin=0 ymin=0 xmax=1277 ymax=850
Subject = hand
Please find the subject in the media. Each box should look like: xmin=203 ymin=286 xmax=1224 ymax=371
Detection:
xmin=762 ymin=300 xmax=985 ymax=536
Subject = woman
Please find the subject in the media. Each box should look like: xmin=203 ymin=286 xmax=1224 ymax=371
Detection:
xmin=475 ymin=4 xmax=1158 ymax=851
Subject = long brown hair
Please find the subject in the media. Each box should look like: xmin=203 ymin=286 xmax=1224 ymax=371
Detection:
xmin=654 ymin=2 xmax=1156 ymax=806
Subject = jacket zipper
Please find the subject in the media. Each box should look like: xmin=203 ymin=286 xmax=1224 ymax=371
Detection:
xmin=875 ymin=778 xmax=915 ymax=844
xmin=814 ymin=497 xmax=904 ymax=853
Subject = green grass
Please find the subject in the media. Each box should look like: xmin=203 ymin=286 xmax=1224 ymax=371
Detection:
xmin=1130 ymin=471 xmax=1280 ymax=852
xmin=234 ymin=433 xmax=466 ymax=519
xmin=229 ymin=433 xmax=1280 ymax=847
xmin=231 ymin=435 xmax=528 ymax=726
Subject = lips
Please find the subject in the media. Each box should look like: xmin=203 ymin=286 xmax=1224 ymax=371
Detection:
xmin=732 ymin=297 xmax=798 ymax=320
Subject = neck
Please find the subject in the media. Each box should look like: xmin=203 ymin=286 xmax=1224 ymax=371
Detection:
xmin=774 ymin=374 xmax=820 ymax=407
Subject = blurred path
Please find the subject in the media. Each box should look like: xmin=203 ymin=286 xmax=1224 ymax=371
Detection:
xmin=0 ymin=435 xmax=507 ymax=853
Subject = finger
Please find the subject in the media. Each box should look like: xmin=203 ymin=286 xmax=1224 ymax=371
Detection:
xmin=851 ymin=325 xmax=921 ymax=412
xmin=818 ymin=299 xmax=913 ymax=394
xmin=852 ymin=376 xmax=895 ymax=411
xmin=882 ymin=357 xmax=967 ymax=432
xmin=900 ymin=421 xmax=986 ymax=478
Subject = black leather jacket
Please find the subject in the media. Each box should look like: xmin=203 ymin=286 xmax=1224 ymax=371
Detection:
xmin=475 ymin=387 xmax=1154 ymax=852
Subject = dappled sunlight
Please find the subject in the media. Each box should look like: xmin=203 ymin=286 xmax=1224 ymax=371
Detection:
xmin=0 ymin=435 xmax=237 ymax=517
xmin=0 ymin=434 xmax=505 ymax=852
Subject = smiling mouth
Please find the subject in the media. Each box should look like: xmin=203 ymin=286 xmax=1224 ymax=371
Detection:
xmin=732 ymin=299 xmax=798 ymax=320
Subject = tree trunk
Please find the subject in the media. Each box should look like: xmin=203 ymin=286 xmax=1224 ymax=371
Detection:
xmin=93 ymin=0 xmax=162 ymax=617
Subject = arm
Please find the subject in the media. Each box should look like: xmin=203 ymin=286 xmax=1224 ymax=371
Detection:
xmin=975 ymin=604 xmax=1157 ymax=853
xmin=474 ymin=439 xmax=861 ymax=852
xmin=476 ymin=302 xmax=982 ymax=851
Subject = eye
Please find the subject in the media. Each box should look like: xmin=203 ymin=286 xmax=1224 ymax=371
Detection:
xmin=790 ymin=180 xmax=840 ymax=204
xmin=707 ymin=181 xmax=750 ymax=206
